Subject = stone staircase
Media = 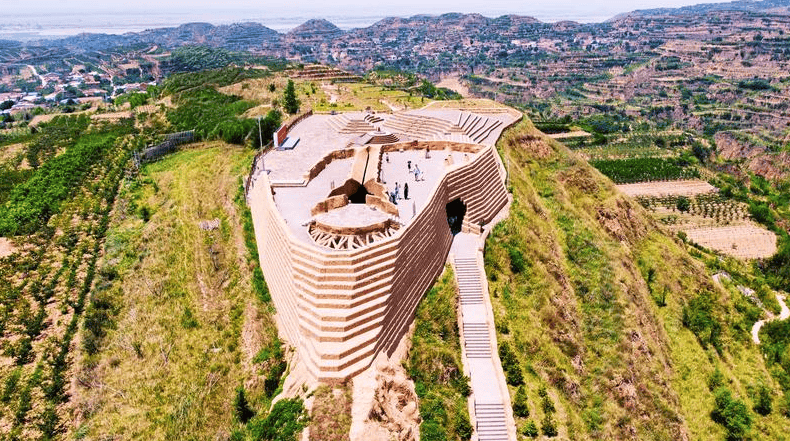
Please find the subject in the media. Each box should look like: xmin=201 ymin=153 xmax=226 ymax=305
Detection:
xmin=457 ymin=112 xmax=504 ymax=144
xmin=453 ymin=246 xmax=513 ymax=441
xmin=475 ymin=402 xmax=509 ymax=441
xmin=462 ymin=323 xmax=492 ymax=357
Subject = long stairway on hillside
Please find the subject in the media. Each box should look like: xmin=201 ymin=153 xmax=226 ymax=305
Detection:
xmin=453 ymin=233 xmax=515 ymax=441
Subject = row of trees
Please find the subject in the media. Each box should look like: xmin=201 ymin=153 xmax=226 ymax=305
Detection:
xmin=0 ymin=118 xmax=135 ymax=235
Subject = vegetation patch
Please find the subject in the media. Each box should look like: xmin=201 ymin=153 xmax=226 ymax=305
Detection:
xmin=486 ymin=118 xmax=790 ymax=440
xmin=590 ymin=157 xmax=699 ymax=184
xmin=71 ymin=143 xmax=286 ymax=439
xmin=309 ymin=383 xmax=352 ymax=441
xmin=406 ymin=266 xmax=472 ymax=441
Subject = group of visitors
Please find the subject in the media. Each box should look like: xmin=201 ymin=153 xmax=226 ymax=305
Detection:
xmin=407 ymin=160 xmax=424 ymax=181
xmin=386 ymin=157 xmax=428 ymax=205
xmin=389 ymin=182 xmax=409 ymax=204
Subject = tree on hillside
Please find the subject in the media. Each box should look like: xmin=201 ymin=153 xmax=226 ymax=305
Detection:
xmin=283 ymin=80 xmax=300 ymax=114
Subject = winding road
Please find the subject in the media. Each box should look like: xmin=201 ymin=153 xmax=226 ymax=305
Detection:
xmin=752 ymin=293 xmax=790 ymax=344
xmin=27 ymin=64 xmax=46 ymax=87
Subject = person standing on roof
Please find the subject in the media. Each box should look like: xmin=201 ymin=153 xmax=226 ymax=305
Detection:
xmin=404 ymin=182 xmax=409 ymax=200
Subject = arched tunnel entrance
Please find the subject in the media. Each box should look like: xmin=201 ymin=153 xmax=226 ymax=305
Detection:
xmin=349 ymin=181 xmax=371 ymax=204
xmin=446 ymin=198 xmax=467 ymax=235
xmin=328 ymin=179 xmax=371 ymax=204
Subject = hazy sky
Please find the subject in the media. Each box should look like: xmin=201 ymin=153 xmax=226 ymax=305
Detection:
xmin=1 ymin=0 xmax=729 ymax=36
xmin=7 ymin=0 xmax=725 ymax=18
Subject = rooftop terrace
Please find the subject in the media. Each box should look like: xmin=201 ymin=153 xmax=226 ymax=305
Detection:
xmin=259 ymin=107 xmax=519 ymax=251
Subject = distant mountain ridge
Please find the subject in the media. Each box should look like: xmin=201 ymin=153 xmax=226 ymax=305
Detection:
xmin=8 ymin=0 xmax=790 ymax=55
xmin=17 ymin=13 xmax=547 ymax=53
xmin=627 ymin=0 xmax=790 ymax=17
xmin=37 ymin=22 xmax=281 ymax=52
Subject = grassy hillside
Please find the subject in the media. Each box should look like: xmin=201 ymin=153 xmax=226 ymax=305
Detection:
xmin=0 ymin=117 xmax=142 ymax=440
xmin=485 ymin=119 xmax=789 ymax=440
xmin=70 ymin=142 xmax=287 ymax=439
xmin=406 ymin=265 xmax=472 ymax=441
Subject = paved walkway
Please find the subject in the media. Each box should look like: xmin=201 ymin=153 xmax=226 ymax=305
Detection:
xmin=452 ymin=233 xmax=515 ymax=441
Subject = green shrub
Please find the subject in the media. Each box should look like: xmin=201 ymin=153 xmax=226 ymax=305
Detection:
xmin=708 ymin=367 xmax=725 ymax=391
xmin=234 ymin=386 xmax=255 ymax=423
xmin=711 ymin=387 xmax=752 ymax=440
xmin=508 ymin=246 xmax=526 ymax=274
xmin=676 ymin=196 xmax=690 ymax=212
xmin=248 ymin=398 xmax=308 ymax=441
xmin=748 ymin=201 xmax=774 ymax=228
xmin=421 ymin=420 xmax=447 ymax=441
xmin=139 ymin=205 xmax=151 ymax=222
xmin=180 ymin=306 xmax=199 ymax=329
xmin=499 ymin=342 xmax=524 ymax=386
xmin=513 ymin=385 xmax=530 ymax=418
xmin=1 ymin=367 xmax=21 ymax=402
xmin=455 ymin=411 xmax=473 ymax=440
xmin=753 ymin=384 xmax=773 ymax=416
xmin=521 ymin=419 xmax=539 ymax=437
xmin=540 ymin=387 xmax=556 ymax=415
xmin=765 ymin=238 xmax=790 ymax=290
xmin=283 ymin=80 xmax=300 ymax=114
xmin=14 ymin=336 xmax=33 ymax=365
xmin=541 ymin=414 xmax=558 ymax=437
xmin=451 ymin=375 xmax=471 ymax=397
xmin=681 ymin=291 xmax=722 ymax=353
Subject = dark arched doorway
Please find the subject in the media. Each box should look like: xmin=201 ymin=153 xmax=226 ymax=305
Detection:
xmin=328 ymin=179 xmax=371 ymax=204
xmin=349 ymin=182 xmax=371 ymax=204
xmin=446 ymin=198 xmax=466 ymax=235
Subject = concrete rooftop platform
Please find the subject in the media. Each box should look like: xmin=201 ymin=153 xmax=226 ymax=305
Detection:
xmin=257 ymin=106 xmax=520 ymax=255
xmin=263 ymin=108 xmax=519 ymax=183
xmin=247 ymin=105 xmax=520 ymax=380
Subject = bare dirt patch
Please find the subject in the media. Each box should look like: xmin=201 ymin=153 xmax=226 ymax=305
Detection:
xmin=0 ymin=142 xmax=26 ymax=163
xmin=422 ymin=98 xmax=513 ymax=111
xmin=547 ymin=130 xmax=591 ymax=139
xmin=309 ymin=383 xmax=353 ymax=441
xmin=685 ymin=224 xmax=777 ymax=259
xmin=361 ymin=363 xmax=420 ymax=441
xmin=435 ymin=75 xmax=470 ymax=98
xmin=0 ymin=237 xmax=16 ymax=257
xmin=91 ymin=111 xmax=133 ymax=121
xmin=617 ymin=180 xmax=717 ymax=198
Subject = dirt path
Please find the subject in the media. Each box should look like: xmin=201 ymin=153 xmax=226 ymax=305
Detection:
xmin=28 ymin=64 xmax=46 ymax=87
xmin=752 ymin=293 xmax=790 ymax=344
xmin=320 ymin=83 xmax=338 ymax=104
xmin=379 ymin=99 xmax=402 ymax=111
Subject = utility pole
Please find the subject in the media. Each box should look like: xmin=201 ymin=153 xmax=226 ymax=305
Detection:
xmin=257 ymin=116 xmax=263 ymax=151
xmin=257 ymin=116 xmax=266 ymax=174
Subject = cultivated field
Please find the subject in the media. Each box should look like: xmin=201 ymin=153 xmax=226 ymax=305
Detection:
xmin=618 ymin=180 xmax=778 ymax=259
xmin=685 ymin=224 xmax=778 ymax=259
xmin=617 ymin=179 xmax=717 ymax=197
